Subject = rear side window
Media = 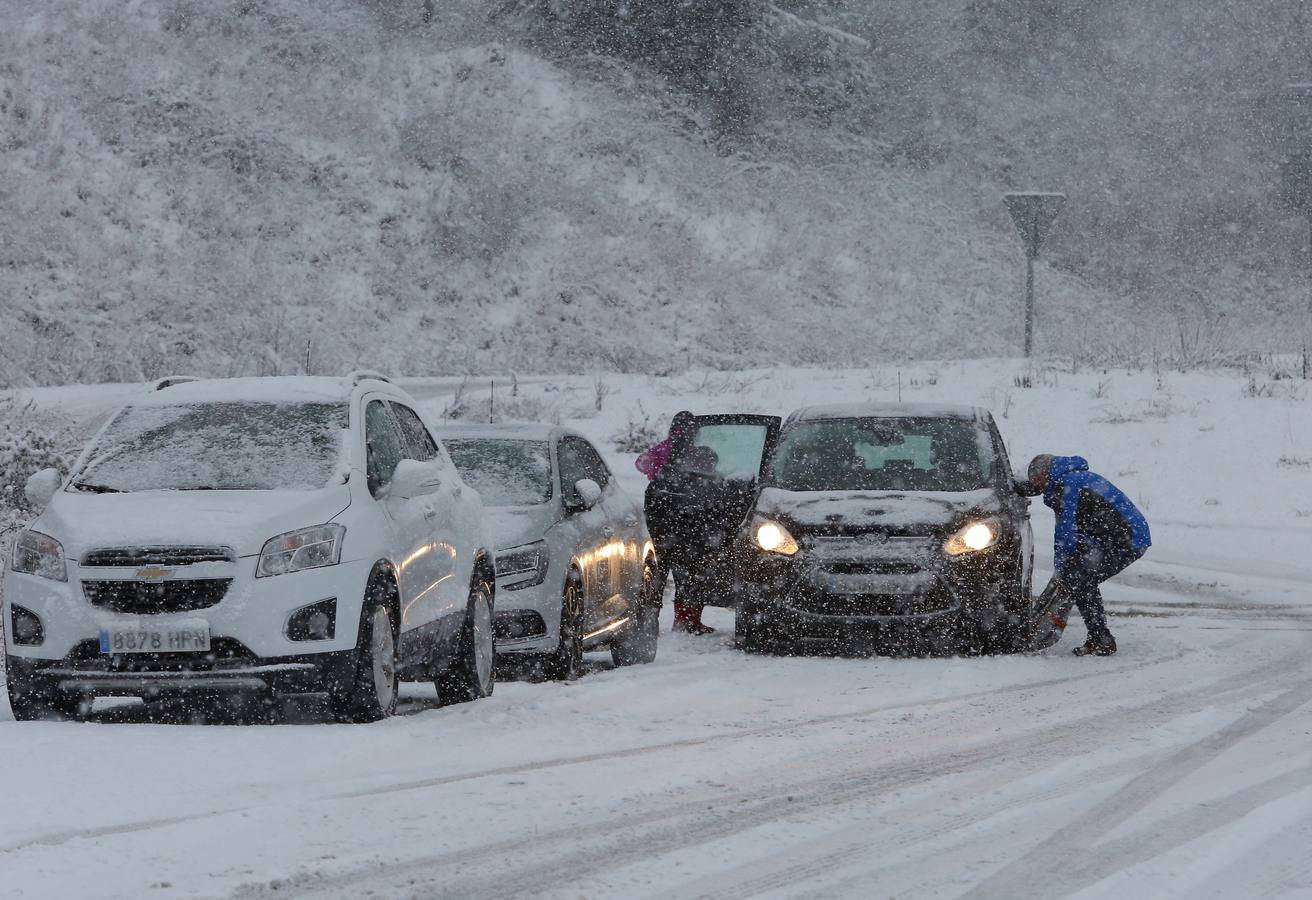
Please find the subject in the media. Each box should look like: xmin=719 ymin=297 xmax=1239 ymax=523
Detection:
xmin=390 ymin=403 xmax=438 ymax=462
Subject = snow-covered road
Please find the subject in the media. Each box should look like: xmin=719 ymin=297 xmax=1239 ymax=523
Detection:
xmin=4 ymin=549 xmax=1310 ymax=900
xmin=4 ymin=361 xmax=1310 ymax=898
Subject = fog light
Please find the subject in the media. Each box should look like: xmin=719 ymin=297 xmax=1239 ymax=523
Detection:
xmin=10 ymin=605 xmax=44 ymax=646
xmin=287 ymin=598 xmax=337 ymax=642
xmin=492 ymin=610 xmax=547 ymax=642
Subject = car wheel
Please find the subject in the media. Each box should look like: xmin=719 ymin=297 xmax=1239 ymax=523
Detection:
xmin=330 ymin=579 xmax=399 ymax=723
xmin=611 ymin=558 xmax=661 ymax=667
xmin=437 ymin=577 xmax=496 ymax=705
xmin=734 ymin=602 xmax=775 ymax=655
xmin=6 ymin=669 xmax=86 ymax=721
xmin=543 ymin=574 xmax=584 ymax=681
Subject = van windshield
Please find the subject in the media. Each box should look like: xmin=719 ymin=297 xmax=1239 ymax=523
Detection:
xmin=768 ymin=417 xmax=994 ymax=493
xmin=74 ymin=402 xmax=349 ymax=492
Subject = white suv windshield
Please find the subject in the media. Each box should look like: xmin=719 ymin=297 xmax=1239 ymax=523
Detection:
xmin=444 ymin=439 xmax=553 ymax=506
xmin=74 ymin=402 xmax=349 ymax=492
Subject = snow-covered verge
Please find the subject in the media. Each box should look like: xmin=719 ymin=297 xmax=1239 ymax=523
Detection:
xmin=4 ymin=358 xmax=1311 ymax=574
xmin=1 ymin=361 xmax=1309 ymax=899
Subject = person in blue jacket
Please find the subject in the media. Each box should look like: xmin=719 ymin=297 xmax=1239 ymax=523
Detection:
xmin=1026 ymin=454 xmax=1151 ymax=656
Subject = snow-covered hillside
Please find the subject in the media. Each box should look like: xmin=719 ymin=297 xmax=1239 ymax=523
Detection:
xmin=1 ymin=0 xmax=1145 ymax=387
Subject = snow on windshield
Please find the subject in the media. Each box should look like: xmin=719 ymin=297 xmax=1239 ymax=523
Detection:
xmin=444 ymin=439 xmax=553 ymax=507
xmin=74 ymin=402 xmax=349 ymax=492
xmin=769 ymin=417 xmax=993 ymax=493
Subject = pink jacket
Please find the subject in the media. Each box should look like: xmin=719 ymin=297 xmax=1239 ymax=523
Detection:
xmin=635 ymin=438 xmax=674 ymax=480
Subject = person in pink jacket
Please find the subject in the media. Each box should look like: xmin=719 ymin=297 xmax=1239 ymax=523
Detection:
xmin=636 ymin=412 xmax=716 ymax=634
xmin=635 ymin=411 xmax=693 ymax=480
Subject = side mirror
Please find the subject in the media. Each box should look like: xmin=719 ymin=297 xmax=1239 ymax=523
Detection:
xmin=389 ymin=458 xmax=443 ymax=500
xmin=568 ymin=478 xmax=603 ymax=512
xmin=1013 ymin=472 xmax=1040 ymax=498
xmin=25 ymin=468 xmax=62 ymax=508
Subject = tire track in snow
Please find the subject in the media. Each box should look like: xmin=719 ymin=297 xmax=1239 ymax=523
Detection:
xmin=1062 ymin=768 xmax=1312 ymax=900
xmin=645 ymin=746 xmax=1173 ymax=900
xmin=228 ymin=647 xmax=1303 ymax=900
xmin=956 ymin=679 xmax=1312 ymax=900
xmin=0 ymin=643 xmax=1197 ymax=858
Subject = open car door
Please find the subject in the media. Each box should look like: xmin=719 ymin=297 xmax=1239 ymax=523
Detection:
xmin=645 ymin=414 xmax=781 ymax=608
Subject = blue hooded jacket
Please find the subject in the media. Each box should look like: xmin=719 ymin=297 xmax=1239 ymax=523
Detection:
xmin=1043 ymin=456 xmax=1151 ymax=571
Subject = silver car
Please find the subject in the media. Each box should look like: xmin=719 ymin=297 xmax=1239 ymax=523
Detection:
xmin=441 ymin=425 xmax=659 ymax=679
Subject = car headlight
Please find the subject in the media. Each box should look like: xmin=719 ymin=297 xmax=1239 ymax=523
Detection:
xmin=257 ymin=524 xmax=345 ymax=578
xmin=944 ymin=520 xmax=998 ymax=556
xmin=11 ymin=530 xmax=67 ymax=582
xmin=752 ymin=517 xmax=800 ymax=556
xmin=496 ymin=540 xmax=548 ymax=591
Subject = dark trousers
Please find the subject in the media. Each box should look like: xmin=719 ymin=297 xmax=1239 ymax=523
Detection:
xmin=1058 ymin=541 xmax=1145 ymax=641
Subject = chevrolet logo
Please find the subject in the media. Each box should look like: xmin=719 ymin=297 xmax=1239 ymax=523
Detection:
xmin=135 ymin=566 xmax=174 ymax=581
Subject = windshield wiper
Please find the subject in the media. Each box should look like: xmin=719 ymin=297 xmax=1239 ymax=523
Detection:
xmin=73 ymin=481 xmax=123 ymax=494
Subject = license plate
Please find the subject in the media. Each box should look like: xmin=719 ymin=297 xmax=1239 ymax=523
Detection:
xmin=99 ymin=621 xmax=211 ymax=653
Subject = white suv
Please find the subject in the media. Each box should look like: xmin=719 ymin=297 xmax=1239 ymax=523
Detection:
xmin=3 ymin=373 xmax=495 ymax=722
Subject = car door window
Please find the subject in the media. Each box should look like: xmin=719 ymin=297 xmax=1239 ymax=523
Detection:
xmin=558 ymin=436 xmax=609 ymax=506
xmin=390 ymin=402 xmax=438 ymax=462
xmin=680 ymin=423 xmax=770 ymax=481
xmin=365 ymin=400 xmax=405 ymax=497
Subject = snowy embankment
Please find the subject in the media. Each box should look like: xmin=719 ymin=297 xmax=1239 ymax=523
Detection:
xmin=1 ymin=360 xmax=1310 ymax=899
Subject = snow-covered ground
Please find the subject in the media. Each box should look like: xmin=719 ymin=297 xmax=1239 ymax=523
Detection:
xmin=2 ymin=360 xmax=1310 ymax=899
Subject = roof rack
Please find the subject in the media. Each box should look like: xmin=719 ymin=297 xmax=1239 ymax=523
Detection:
xmin=347 ymin=370 xmax=393 ymax=387
xmin=153 ymin=376 xmax=200 ymax=391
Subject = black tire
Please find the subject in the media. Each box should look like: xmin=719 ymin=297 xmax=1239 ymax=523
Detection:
xmin=437 ymin=576 xmax=496 ymax=706
xmin=734 ymin=602 xmax=775 ymax=655
xmin=330 ymin=578 xmax=399 ymax=723
xmin=611 ymin=558 xmax=661 ymax=667
xmin=542 ymin=573 xmax=585 ymax=681
xmin=6 ymin=668 xmax=85 ymax=721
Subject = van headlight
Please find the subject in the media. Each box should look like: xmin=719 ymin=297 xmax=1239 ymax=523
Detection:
xmin=752 ymin=517 xmax=800 ymax=556
xmin=944 ymin=520 xmax=998 ymax=556
xmin=11 ymin=530 xmax=67 ymax=582
xmin=257 ymin=524 xmax=345 ymax=577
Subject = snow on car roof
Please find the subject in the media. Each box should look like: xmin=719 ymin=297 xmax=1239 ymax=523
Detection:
xmin=437 ymin=423 xmax=562 ymax=442
xmin=128 ymin=375 xmax=396 ymax=407
xmin=787 ymin=402 xmax=986 ymax=423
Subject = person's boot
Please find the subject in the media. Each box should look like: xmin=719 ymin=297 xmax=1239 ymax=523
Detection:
xmin=672 ymin=601 xmax=715 ymax=635
xmin=1072 ymin=634 xmax=1117 ymax=656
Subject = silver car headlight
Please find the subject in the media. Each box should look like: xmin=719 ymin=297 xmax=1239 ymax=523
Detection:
xmin=944 ymin=519 xmax=999 ymax=556
xmin=257 ymin=524 xmax=345 ymax=578
xmin=11 ymin=530 xmax=67 ymax=582
xmin=497 ymin=540 xmax=548 ymax=591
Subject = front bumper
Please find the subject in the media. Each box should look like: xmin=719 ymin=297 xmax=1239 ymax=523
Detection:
xmin=3 ymin=558 xmax=375 ymax=671
xmin=489 ymin=574 xmax=560 ymax=655
xmin=736 ymin=535 xmax=1022 ymax=644
xmin=6 ymin=647 xmax=357 ymax=697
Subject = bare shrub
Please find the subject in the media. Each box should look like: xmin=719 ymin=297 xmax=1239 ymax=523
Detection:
xmin=611 ymin=403 xmax=664 ymax=453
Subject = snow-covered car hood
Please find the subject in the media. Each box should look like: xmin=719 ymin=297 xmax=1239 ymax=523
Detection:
xmin=32 ymin=486 xmax=353 ymax=560
xmin=483 ymin=503 xmax=561 ymax=551
xmin=756 ymin=487 xmax=1000 ymax=533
